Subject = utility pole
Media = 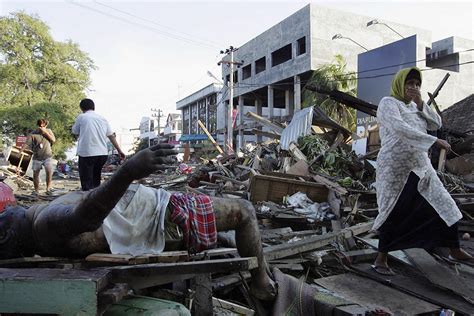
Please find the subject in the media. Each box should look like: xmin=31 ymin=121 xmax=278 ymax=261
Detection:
xmin=218 ymin=46 xmax=241 ymax=154
xmin=151 ymin=108 xmax=163 ymax=145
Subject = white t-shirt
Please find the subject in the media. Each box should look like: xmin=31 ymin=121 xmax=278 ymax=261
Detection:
xmin=72 ymin=110 xmax=113 ymax=157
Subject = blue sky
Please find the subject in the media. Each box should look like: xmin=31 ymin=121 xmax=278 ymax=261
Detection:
xmin=1 ymin=0 xmax=473 ymax=132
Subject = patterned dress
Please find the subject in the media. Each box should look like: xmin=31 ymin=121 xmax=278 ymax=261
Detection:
xmin=373 ymin=96 xmax=462 ymax=231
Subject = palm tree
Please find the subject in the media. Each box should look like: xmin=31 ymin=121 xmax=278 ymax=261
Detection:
xmin=302 ymin=55 xmax=357 ymax=131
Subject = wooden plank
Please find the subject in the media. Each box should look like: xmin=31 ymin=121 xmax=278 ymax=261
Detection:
xmin=110 ymin=257 xmax=258 ymax=290
xmin=212 ymin=271 xmax=251 ymax=291
xmin=111 ymin=257 xmax=257 ymax=276
xmin=286 ymin=159 xmax=309 ymax=177
xmin=0 ymin=256 xmax=62 ymax=268
xmin=312 ymin=174 xmax=348 ymax=195
xmin=315 ymin=273 xmax=440 ymax=314
xmin=288 ymin=142 xmax=308 ymax=162
xmin=261 ymin=227 xmax=293 ymax=238
xmin=341 ymin=249 xmax=378 ymax=262
xmin=193 ymin=247 xmax=238 ymax=259
xmin=263 ymin=222 xmax=373 ymax=261
xmin=251 ymin=128 xmax=281 ymax=140
xmin=250 ymin=173 xmax=329 ymax=204
xmin=404 ymin=248 xmax=474 ymax=304
xmin=98 ymin=283 xmax=130 ymax=312
xmin=350 ymin=263 xmax=474 ymax=315
xmin=212 ymin=297 xmax=255 ymax=315
xmin=86 ymin=253 xmax=149 ymax=265
xmin=197 ymin=119 xmax=224 ymax=154
xmin=357 ymin=238 xmax=411 ymax=265
xmin=244 ymin=111 xmax=284 ymax=133
xmin=0 ymin=268 xmax=109 ymax=315
xmin=194 ymin=274 xmax=213 ymax=316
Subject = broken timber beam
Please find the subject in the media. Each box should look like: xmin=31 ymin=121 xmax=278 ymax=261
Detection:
xmin=263 ymin=222 xmax=373 ymax=261
xmin=197 ymin=120 xmax=224 ymax=155
xmin=288 ymin=142 xmax=307 ymax=162
xmin=110 ymin=257 xmax=258 ymax=290
xmin=245 ymin=111 xmax=284 ymax=134
xmin=251 ymin=128 xmax=281 ymax=140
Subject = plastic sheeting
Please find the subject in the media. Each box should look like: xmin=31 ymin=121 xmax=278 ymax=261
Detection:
xmin=280 ymin=107 xmax=314 ymax=150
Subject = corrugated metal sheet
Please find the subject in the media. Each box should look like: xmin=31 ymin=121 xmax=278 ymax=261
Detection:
xmin=280 ymin=107 xmax=313 ymax=150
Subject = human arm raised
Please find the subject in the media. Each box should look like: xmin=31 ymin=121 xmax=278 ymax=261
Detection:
xmin=38 ymin=127 xmax=56 ymax=144
xmin=35 ymin=144 xmax=177 ymax=238
xmin=406 ymin=86 xmax=442 ymax=130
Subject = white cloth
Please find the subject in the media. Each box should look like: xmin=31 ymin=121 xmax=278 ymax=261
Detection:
xmin=72 ymin=110 xmax=113 ymax=157
xmin=102 ymin=184 xmax=171 ymax=256
xmin=373 ymin=96 xmax=462 ymax=230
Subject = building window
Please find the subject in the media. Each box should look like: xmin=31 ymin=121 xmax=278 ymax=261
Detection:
xmin=297 ymin=37 xmax=306 ymax=55
xmin=198 ymin=99 xmax=206 ymax=128
xmin=191 ymin=104 xmax=198 ymax=134
xmin=225 ymin=74 xmax=230 ymax=85
xmin=183 ymin=108 xmax=190 ymax=134
xmin=271 ymin=44 xmax=292 ymax=67
xmin=233 ymin=70 xmax=238 ymax=83
xmin=242 ymin=64 xmax=252 ymax=79
xmin=255 ymin=57 xmax=266 ymax=74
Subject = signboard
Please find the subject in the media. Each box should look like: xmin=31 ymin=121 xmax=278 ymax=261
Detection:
xmin=356 ymin=35 xmax=418 ymax=145
xmin=15 ymin=136 xmax=27 ymax=148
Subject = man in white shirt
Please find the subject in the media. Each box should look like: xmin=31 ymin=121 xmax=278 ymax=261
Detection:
xmin=72 ymin=98 xmax=125 ymax=191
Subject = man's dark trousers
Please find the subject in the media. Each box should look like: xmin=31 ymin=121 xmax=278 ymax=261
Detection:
xmin=78 ymin=155 xmax=108 ymax=191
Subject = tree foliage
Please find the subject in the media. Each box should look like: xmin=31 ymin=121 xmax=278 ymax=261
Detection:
xmin=0 ymin=12 xmax=95 ymax=157
xmin=302 ymin=55 xmax=357 ymax=131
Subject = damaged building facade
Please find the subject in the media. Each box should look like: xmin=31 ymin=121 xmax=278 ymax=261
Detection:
xmin=176 ymin=83 xmax=222 ymax=145
xmin=177 ymin=4 xmax=473 ymax=151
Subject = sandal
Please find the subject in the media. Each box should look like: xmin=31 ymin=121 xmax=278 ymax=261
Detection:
xmin=371 ymin=264 xmax=396 ymax=276
xmin=448 ymin=255 xmax=474 ymax=266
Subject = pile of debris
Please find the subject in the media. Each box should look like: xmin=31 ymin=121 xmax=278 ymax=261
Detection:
xmin=1 ymin=93 xmax=474 ymax=315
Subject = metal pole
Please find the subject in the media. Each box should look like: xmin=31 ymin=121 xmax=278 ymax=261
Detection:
xmin=228 ymin=50 xmax=234 ymax=154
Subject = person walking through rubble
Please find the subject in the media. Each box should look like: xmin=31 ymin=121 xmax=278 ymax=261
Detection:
xmin=72 ymin=98 xmax=125 ymax=191
xmin=22 ymin=119 xmax=56 ymax=195
xmin=372 ymin=67 xmax=474 ymax=275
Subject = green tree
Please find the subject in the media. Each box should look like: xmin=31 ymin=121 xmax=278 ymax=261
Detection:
xmin=302 ymin=55 xmax=357 ymax=131
xmin=0 ymin=12 xmax=95 ymax=156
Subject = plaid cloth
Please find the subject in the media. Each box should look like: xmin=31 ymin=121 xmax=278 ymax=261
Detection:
xmin=169 ymin=193 xmax=217 ymax=253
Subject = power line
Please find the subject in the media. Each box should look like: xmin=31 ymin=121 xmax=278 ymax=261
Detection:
xmin=93 ymin=0 xmax=221 ymax=49
xmin=231 ymin=60 xmax=474 ymax=88
xmin=341 ymin=48 xmax=474 ymax=78
xmin=66 ymin=0 xmax=218 ymax=50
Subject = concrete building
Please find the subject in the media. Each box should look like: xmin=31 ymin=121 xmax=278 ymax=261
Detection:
xmin=176 ymin=4 xmax=473 ymax=150
xmin=216 ymin=4 xmax=473 ymax=149
xmin=138 ymin=116 xmax=157 ymax=146
xmin=163 ymin=113 xmax=182 ymax=144
xmin=176 ymin=83 xmax=223 ymax=145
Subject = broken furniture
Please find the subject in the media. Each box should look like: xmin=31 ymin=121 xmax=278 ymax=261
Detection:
xmin=0 ymin=253 xmax=256 ymax=316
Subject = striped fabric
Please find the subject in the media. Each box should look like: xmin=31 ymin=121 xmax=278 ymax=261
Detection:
xmin=169 ymin=193 xmax=217 ymax=253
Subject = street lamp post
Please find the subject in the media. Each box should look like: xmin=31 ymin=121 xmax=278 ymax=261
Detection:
xmin=367 ymin=19 xmax=404 ymax=39
xmin=331 ymin=33 xmax=369 ymax=51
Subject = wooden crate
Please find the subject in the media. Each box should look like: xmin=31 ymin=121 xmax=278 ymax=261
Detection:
xmin=250 ymin=173 xmax=329 ymax=203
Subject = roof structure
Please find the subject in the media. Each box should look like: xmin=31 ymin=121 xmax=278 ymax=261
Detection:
xmin=442 ymin=94 xmax=474 ymax=134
